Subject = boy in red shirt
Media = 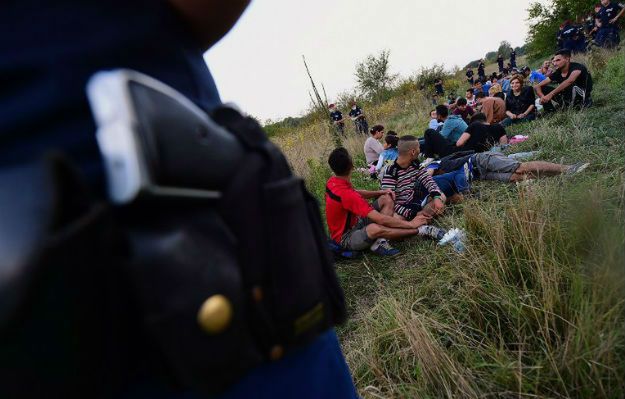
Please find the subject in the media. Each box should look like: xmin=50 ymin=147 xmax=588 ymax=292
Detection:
xmin=325 ymin=148 xmax=439 ymax=256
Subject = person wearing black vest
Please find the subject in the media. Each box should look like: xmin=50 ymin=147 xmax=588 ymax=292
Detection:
xmin=535 ymin=49 xmax=593 ymax=111
xmin=596 ymin=0 xmax=625 ymax=47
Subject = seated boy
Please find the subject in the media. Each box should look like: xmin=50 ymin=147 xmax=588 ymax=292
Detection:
xmin=325 ymin=148 xmax=441 ymax=256
xmin=452 ymin=97 xmax=475 ymax=123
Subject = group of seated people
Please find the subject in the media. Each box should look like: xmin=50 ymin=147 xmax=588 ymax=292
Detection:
xmin=325 ymin=48 xmax=593 ymax=257
xmin=425 ymin=48 xmax=593 ymax=159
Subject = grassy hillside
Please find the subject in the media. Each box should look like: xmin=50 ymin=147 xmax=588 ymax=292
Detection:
xmin=275 ymin=48 xmax=624 ymax=398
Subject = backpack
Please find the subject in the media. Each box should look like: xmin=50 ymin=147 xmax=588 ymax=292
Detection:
xmin=438 ymin=150 xmax=475 ymax=173
xmin=0 ymin=83 xmax=346 ymax=397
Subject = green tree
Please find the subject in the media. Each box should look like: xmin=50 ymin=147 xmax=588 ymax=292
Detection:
xmin=354 ymin=49 xmax=398 ymax=102
xmin=497 ymin=40 xmax=513 ymax=58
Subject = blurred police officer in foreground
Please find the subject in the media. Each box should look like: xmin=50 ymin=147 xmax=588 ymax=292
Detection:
xmin=0 ymin=1 xmax=358 ymax=398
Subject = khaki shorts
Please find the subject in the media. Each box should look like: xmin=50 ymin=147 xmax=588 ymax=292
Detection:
xmin=340 ymin=218 xmax=373 ymax=251
xmin=474 ymin=152 xmax=521 ymax=182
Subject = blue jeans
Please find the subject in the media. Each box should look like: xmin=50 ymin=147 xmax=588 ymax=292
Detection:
xmin=433 ymin=168 xmax=470 ymax=197
xmin=500 ymin=112 xmax=536 ymax=127
xmin=119 ymin=330 xmax=358 ymax=399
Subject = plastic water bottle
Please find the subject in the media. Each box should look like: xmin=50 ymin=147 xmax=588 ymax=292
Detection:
xmin=438 ymin=228 xmax=467 ymax=253
xmin=535 ymin=98 xmax=544 ymax=113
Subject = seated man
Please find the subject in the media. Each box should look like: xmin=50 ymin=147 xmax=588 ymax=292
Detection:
xmin=380 ymin=136 xmax=446 ymax=221
xmin=325 ymin=148 xmax=438 ymax=256
xmin=422 ymin=111 xmax=507 ymax=158
xmin=535 ymin=49 xmax=593 ymax=110
xmin=475 ymin=92 xmax=506 ymax=124
xmin=438 ymin=151 xmax=590 ymax=183
xmin=437 ymin=104 xmax=468 ymax=143
xmin=473 ymin=80 xmax=486 ymax=96
xmin=452 ymin=97 xmax=475 ymax=123
xmin=465 ymin=88 xmax=477 ymax=107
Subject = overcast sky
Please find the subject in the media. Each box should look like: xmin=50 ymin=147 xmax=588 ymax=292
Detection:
xmin=205 ymin=0 xmax=534 ymax=123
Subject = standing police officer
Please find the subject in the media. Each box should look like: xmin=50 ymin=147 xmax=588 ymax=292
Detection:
xmin=596 ymin=0 xmax=625 ymax=47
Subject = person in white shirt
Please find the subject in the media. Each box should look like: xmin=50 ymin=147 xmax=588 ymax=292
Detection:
xmin=465 ymin=88 xmax=477 ymax=107
xmin=364 ymin=124 xmax=385 ymax=166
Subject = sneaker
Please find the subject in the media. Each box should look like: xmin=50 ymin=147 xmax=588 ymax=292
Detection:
xmin=566 ymin=162 xmax=590 ymax=175
xmin=418 ymin=225 xmax=446 ymax=241
xmin=372 ymin=240 xmax=401 ymax=257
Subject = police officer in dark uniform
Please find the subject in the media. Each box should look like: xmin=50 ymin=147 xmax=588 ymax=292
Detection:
xmin=596 ymin=0 xmax=625 ymax=47
xmin=466 ymin=67 xmax=474 ymax=84
xmin=434 ymin=78 xmax=445 ymax=95
xmin=348 ymin=102 xmax=368 ymax=135
xmin=509 ymin=49 xmax=517 ymax=68
xmin=329 ymin=104 xmax=346 ymax=136
xmin=497 ymin=54 xmax=504 ymax=72
xmin=477 ymin=60 xmax=486 ymax=79
xmin=0 ymin=1 xmax=358 ymax=398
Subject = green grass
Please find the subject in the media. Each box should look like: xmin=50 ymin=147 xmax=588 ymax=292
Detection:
xmin=296 ymin=49 xmax=625 ymax=397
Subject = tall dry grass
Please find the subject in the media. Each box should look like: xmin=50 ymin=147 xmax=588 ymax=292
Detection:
xmin=274 ymin=47 xmax=625 ymax=398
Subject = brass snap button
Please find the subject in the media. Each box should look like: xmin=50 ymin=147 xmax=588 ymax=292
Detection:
xmin=197 ymin=294 xmax=232 ymax=334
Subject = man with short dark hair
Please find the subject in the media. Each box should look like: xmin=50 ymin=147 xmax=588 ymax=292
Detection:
xmin=329 ymin=103 xmax=345 ymax=136
xmin=439 ymin=151 xmax=589 ymax=183
xmin=529 ymin=60 xmax=552 ymax=84
xmin=465 ymin=88 xmax=477 ymax=107
xmin=475 ymin=92 xmax=506 ymax=124
xmin=380 ymin=136 xmax=446 ymax=221
xmin=497 ymin=54 xmax=504 ymax=72
xmin=325 ymin=147 xmax=438 ymax=256
xmin=535 ymin=49 xmax=593 ymax=110
xmin=452 ymin=97 xmax=475 ymax=123
xmin=456 ymin=113 xmax=508 ymax=152
xmin=437 ymin=104 xmax=467 ymax=143
xmin=473 ymin=80 xmax=486 ymax=96
xmin=349 ymin=102 xmax=368 ymax=134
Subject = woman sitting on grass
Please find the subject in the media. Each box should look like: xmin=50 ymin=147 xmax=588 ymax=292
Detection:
xmin=501 ymin=74 xmax=536 ymax=126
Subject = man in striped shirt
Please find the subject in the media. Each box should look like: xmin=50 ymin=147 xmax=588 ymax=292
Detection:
xmin=381 ymin=136 xmax=446 ymax=220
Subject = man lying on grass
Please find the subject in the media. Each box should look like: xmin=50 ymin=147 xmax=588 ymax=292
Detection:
xmin=437 ymin=151 xmax=590 ymax=183
xmin=325 ymin=148 xmax=444 ymax=257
